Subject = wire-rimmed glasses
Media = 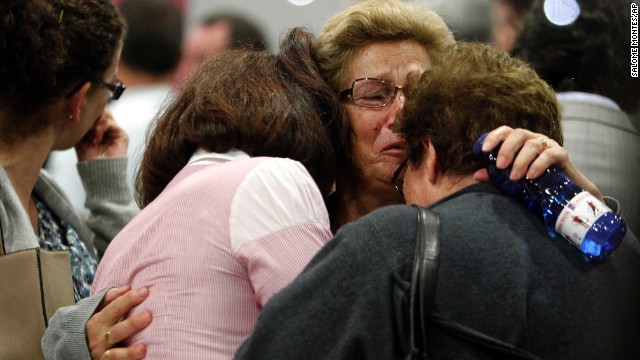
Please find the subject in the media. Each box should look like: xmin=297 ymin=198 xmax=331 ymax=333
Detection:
xmin=339 ymin=77 xmax=403 ymax=108
xmin=99 ymin=80 xmax=126 ymax=101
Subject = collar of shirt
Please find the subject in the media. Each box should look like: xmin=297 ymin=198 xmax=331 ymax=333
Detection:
xmin=556 ymin=91 xmax=621 ymax=111
xmin=186 ymin=149 xmax=250 ymax=167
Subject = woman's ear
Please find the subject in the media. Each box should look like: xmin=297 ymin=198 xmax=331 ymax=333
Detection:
xmin=423 ymin=137 xmax=440 ymax=184
xmin=67 ymin=82 xmax=91 ymax=124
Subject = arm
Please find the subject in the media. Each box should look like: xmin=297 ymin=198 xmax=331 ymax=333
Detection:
xmin=474 ymin=126 xmax=604 ymax=201
xmin=43 ymin=286 xmax=151 ymax=360
xmin=78 ymin=158 xmax=139 ymax=257
xmin=231 ymin=159 xmax=332 ymax=306
xmin=74 ymin=109 xmax=139 ymax=257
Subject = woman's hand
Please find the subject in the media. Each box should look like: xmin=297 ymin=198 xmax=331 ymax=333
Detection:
xmin=473 ymin=126 xmax=603 ymax=201
xmin=75 ymin=109 xmax=129 ymax=162
xmin=86 ymin=285 xmax=152 ymax=360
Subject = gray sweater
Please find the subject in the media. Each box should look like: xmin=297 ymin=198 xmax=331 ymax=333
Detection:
xmin=0 ymin=158 xmax=138 ymax=359
xmin=235 ymin=183 xmax=640 ymax=359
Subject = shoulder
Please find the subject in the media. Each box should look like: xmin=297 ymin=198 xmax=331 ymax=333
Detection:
xmin=327 ymin=205 xmax=417 ymax=258
xmin=339 ymin=205 xmax=417 ymax=237
xmin=232 ymin=157 xmax=319 ymax=200
xmin=229 ymin=157 xmax=329 ymax=251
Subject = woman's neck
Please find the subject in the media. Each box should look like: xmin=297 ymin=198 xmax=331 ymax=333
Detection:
xmin=0 ymin=129 xmax=55 ymax=230
xmin=330 ymin=171 xmax=404 ymax=233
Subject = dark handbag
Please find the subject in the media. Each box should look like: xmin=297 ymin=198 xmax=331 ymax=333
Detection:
xmin=0 ymin=218 xmax=75 ymax=360
xmin=405 ymin=205 xmax=440 ymax=360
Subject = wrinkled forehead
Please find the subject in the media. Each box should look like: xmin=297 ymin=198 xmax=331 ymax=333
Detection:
xmin=344 ymin=40 xmax=432 ymax=88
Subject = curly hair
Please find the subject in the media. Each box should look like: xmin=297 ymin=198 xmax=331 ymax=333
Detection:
xmin=135 ymin=27 xmax=342 ymax=207
xmin=397 ymin=42 xmax=561 ymax=175
xmin=314 ymin=0 xmax=455 ymax=169
xmin=511 ymin=0 xmax=639 ymax=112
xmin=0 ymin=0 xmax=125 ymax=142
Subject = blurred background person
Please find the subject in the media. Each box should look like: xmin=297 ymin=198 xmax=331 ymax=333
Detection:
xmin=512 ymin=0 xmax=640 ymax=234
xmin=414 ymin=0 xmax=493 ymax=43
xmin=491 ymin=0 xmax=533 ymax=51
xmin=172 ymin=12 xmax=267 ymax=85
xmin=47 ymin=0 xmax=184 ymax=217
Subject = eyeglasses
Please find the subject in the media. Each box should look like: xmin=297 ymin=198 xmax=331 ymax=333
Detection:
xmin=65 ymin=79 xmax=126 ymax=101
xmin=339 ymin=77 xmax=404 ymax=108
xmin=100 ymin=80 xmax=126 ymax=101
xmin=392 ymin=159 xmax=408 ymax=195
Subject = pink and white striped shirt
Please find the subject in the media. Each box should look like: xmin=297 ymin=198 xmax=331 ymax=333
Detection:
xmin=92 ymin=151 xmax=332 ymax=359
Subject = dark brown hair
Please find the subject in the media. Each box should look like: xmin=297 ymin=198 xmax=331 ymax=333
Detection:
xmin=397 ymin=42 xmax=562 ymax=174
xmin=0 ymin=0 xmax=125 ymax=142
xmin=136 ymin=27 xmax=341 ymax=207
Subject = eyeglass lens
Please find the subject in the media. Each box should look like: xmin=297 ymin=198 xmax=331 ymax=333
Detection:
xmin=352 ymin=79 xmax=398 ymax=108
xmin=104 ymin=82 xmax=125 ymax=100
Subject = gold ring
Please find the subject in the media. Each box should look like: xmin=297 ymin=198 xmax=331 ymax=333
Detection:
xmin=105 ymin=328 xmax=113 ymax=346
xmin=536 ymin=136 xmax=548 ymax=149
xmin=104 ymin=349 xmax=111 ymax=360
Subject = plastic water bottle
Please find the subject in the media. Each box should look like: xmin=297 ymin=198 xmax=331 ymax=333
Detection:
xmin=473 ymin=132 xmax=626 ymax=261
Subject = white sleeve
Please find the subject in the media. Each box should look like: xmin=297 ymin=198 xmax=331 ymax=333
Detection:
xmin=230 ymin=158 xmax=332 ymax=306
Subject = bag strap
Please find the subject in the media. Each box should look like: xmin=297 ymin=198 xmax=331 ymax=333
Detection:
xmin=406 ymin=206 xmax=542 ymax=360
xmin=405 ymin=205 xmax=440 ymax=360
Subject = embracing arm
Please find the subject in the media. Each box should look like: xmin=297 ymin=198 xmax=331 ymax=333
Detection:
xmin=475 ymin=126 xmax=604 ymax=201
xmin=231 ymin=158 xmax=332 ymax=306
xmin=75 ymin=109 xmax=139 ymax=257
xmin=78 ymin=158 xmax=139 ymax=257
xmin=43 ymin=286 xmax=151 ymax=360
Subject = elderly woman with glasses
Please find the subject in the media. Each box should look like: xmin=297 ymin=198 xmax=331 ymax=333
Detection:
xmin=318 ymin=0 xmax=603 ymax=233
xmin=0 ymin=0 xmax=141 ymax=358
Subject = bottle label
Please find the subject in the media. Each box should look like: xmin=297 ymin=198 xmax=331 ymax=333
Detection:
xmin=555 ymin=191 xmax=608 ymax=247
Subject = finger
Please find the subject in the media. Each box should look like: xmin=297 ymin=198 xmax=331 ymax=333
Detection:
xmin=102 ymin=108 xmax=115 ymax=122
xmin=495 ymin=128 xmax=535 ymax=171
xmin=103 ymin=343 xmax=147 ymax=360
xmin=107 ymin=311 xmax=152 ymax=345
xmin=91 ymin=116 xmax=109 ymax=145
xmin=521 ymin=143 xmax=566 ymax=180
xmin=103 ymin=287 xmax=150 ymax=325
xmin=505 ymin=136 xmax=544 ymax=180
xmin=100 ymin=285 xmax=132 ymax=310
xmin=480 ymin=125 xmax=514 ymax=152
